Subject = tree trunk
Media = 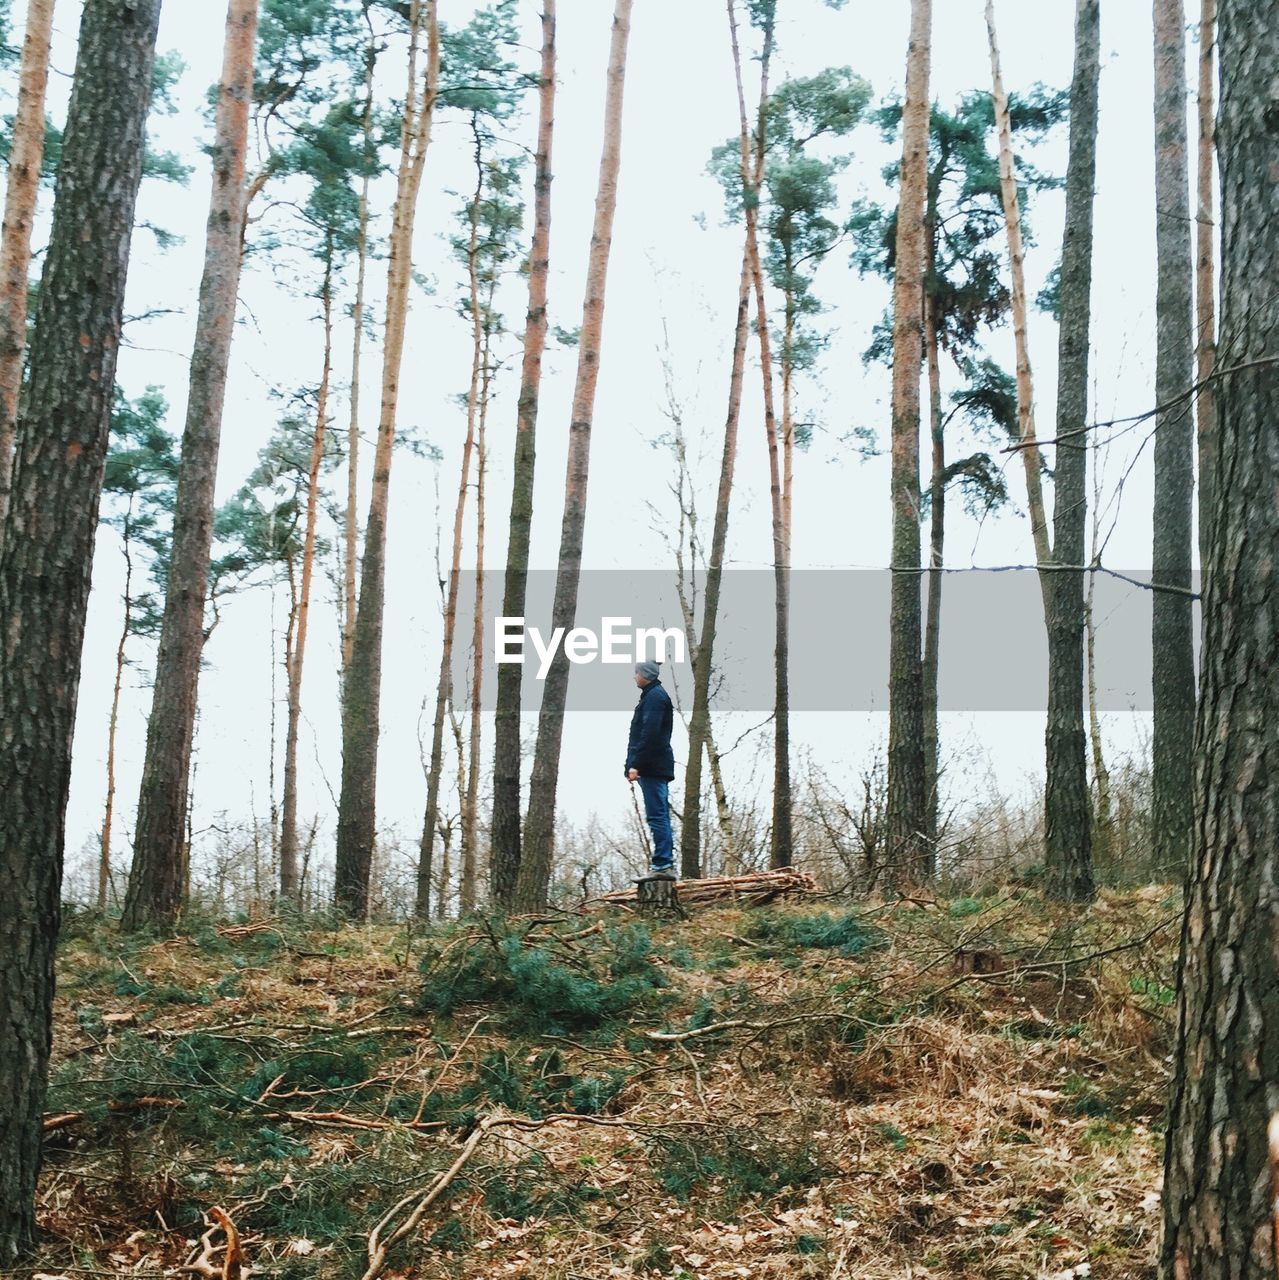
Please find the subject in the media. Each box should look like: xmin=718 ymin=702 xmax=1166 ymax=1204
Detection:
xmin=886 ymin=0 xmax=931 ymax=887
xmin=1086 ymin=462 xmax=1112 ymax=865
xmin=985 ymin=0 xmax=1051 ymax=572
xmin=0 ymin=0 xmax=55 ymax=543
xmin=681 ymin=1 xmax=754 ymax=881
xmin=0 ymin=0 xmax=161 ymax=1258
xmin=101 ymin=506 xmax=136 ymax=911
xmin=1043 ymin=0 xmax=1099 ymax=904
xmin=123 ymin=0 xmax=260 ymax=932
xmin=461 ymin=260 xmax=496 ymax=915
xmin=343 ymin=11 xmax=379 ymax=678
xmin=514 ymin=0 xmax=633 ymax=912
xmin=491 ymin=0 xmax=555 ymax=910
xmin=1151 ymin=0 xmax=1196 ymax=877
xmin=280 ymin=249 xmax=333 ymax=905
xmin=1160 ymin=5 xmax=1279 ymax=1272
xmin=416 ymin=135 xmax=483 ymax=920
xmin=336 ymin=0 xmax=439 ymax=917
xmin=922 ymin=293 xmax=943 ymax=864
xmin=1194 ymin=0 xmax=1216 ymax=573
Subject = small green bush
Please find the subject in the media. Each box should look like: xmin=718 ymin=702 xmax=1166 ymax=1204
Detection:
xmin=744 ymin=911 xmax=887 ymax=958
xmin=654 ymin=1129 xmax=831 ymax=1211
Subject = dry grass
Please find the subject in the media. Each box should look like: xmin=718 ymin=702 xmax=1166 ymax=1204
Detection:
xmin=27 ymin=886 xmax=1178 ymax=1280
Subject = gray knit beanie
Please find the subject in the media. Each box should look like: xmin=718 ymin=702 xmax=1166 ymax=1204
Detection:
xmin=635 ymin=659 xmax=660 ymax=681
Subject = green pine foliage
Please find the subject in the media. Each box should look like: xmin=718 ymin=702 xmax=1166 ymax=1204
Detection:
xmin=743 ymin=908 xmax=887 ymax=957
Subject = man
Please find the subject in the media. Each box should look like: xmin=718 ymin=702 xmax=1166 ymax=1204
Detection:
xmin=625 ymin=659 xmax=676 ymax=879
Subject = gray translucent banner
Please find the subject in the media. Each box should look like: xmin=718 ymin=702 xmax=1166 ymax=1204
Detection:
xmin=443 ymin=569 xmax=1193 ymax=712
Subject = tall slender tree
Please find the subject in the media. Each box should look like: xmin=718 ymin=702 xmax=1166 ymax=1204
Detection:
xmin=885 ymin=0 xmax=932 ymax=886
xmin=334 ymin=0 xmax=439 ymax=917
xmin=0 ymin=0 xmax=163 ymax=1256
xmin=514 ymin=0 xmax=634 ymax=911
xmin=0 ymin=0 xmax=55 ymax=542
xmin=1159 ymin=3 xmax=1279 ymax=1271
xmin=123 ymin=0 xmax=261 ymax=931
xmin=1043 ymin=0 xmax=1099 ymax=902
xmin=985 ymin=0 xmax=1098 ymax=901
xmin=491 ymin=0 xmax=555 ymax=910
xmin=1151 ymin=0 xmax=1196 ymax=877
xmin=1194 ymin=0 xmax=1216 ymax=571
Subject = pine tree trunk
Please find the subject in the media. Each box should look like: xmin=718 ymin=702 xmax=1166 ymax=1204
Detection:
xmin=280 ymin=252 xmax=333 ymax=905
xmin=1086 ymin=469 xmax=1112 ymax=864
xmin=922 ymin=294 xmax=944 ymax=863
xmin=1194 ymin=0 xmax=1216 ymax=573
xmin=706 ymin=724 xmax=736 ymax=875
xmin=1043 ymin=0 xmax=1099 ymax=903
xmin=1151 ymin=0 xmax=1196 ymax=878
xmin=416 ymin=139 xmax=483 ymax=920
xmin=101 ymin=510 xmax=136 ymax=911
xmin=515 ymin=0 xmax=633 ymax=912
xmin=681 ymin=5 xmax=754 ymax=879
xmin=886 ymin=0 xmax=932 ymax=887
xmin=1160 ymin=5 xmax=1279 ymax=1271
xmin=0 ymin=0 xmax=161 ymax=1258
xmin=343 ymin=14 xmax=379 ymax=678
xmin=123 ymin=0 xmax=260 ymax=932
xmin=336 ymin=0 xmax=439 ymax=917
xmin=491 ymin=0 xmax=555 ymax=910
xmin=0 ymin=0 xmax=55 ymax=543
xmin=985 ymin=0 xmax=1051 ymax=572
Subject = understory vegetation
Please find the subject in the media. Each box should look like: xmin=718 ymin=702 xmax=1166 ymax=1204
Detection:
xmin=29 ymin=890 xmax=1176 ymax=1279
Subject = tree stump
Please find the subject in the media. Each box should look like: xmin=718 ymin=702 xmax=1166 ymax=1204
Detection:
xmin=636 ymin=876 xmax=686 ymax=918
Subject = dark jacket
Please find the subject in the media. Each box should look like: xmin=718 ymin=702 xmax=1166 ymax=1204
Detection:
xmin=625 ymin=679 xmax=675 ymax=781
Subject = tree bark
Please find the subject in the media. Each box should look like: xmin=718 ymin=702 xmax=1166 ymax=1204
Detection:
xmin=0 ymin=0 xmax=161 ymax=1258
xmin=681 ymin=0 xmax=754 ymax=882
xmin=886 ymin=0 xmax=932 ymax=886
xmin=343 ymin=10 xmax=379 ymax=678
xmin=1151 ymin=0 xmax=1196 ymax=878
xmin=985 ymin=0 xmax=1051 ymax=572
xmin=416 ymin=135 xmax=484 ymax=920
xmin=335 ymin=0 xmax=439 ymax=917
xmin=1194 ymin=0 xmax=1216 ymax=573
xmin=1043 ymin=0 xmax=1099 ymax=903
xmin=514 ymin=0 xmax=633 ymax=912
xmin=922 ymin=293 xmax=943 ymax=864
xmin=123 ymin=0 xmax=260 ymax=932
xmin=0 ymin=0 xmax=55 ymax=543
xmin=1159 ymin=5 xmax=1279 ymax=1272
xmin=1086 ymin=457 xmax=1112 ymax=864
xmin=101 ymin=503 xmax=137 ymax=911
xmin=280 ymin=248 xmax=333 ymax=904
xmin=491 ymin=0 xmax=555 ymax=910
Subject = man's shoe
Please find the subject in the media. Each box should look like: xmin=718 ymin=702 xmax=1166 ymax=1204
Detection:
xmin=634 ymin=868 xmax=678 ymax=883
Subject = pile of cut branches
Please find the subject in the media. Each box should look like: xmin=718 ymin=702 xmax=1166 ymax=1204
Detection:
xmin=590 ymin=868 xmax=819 ymax=910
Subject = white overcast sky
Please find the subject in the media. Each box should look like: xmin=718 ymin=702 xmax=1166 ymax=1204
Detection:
xmin=22 ymin=0 xmax=1193 ymax=892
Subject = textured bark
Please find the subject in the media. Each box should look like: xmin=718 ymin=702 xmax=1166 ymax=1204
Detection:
xmin=416 ymin=139 xmax=484 ymax=920
xmin=0 ymin=0 xmax=55 ymax=542
xmin=985 ymin=0 xmax=1051 ymax=572
xmin=0 ymin=0 xmax=161 ymax=1258
xmin=335 ymin=0 xmax=439 ymax=917
xmin=1159 ymin=4 xmax=1279 ymax=1271
xmin=280 ymin=252 xmax=334 ymax=904
xmin=1151 ymin=0 xmax=1196 ymax=877
xmin=681 ymin=0 xmax=754 ymax=882
xmin=100 ymin=503 xmax=137 ymax=910
xmin=123 ymin=0 xmax=259 ymax=932
xmin=921 ymin=293 xmax=943 ymax=861
xmin=1086 ymin=461 xmax=1113 ymax=864
xmin=344 ymin=12 xmax=379 ymax=678
xmin=1043 ymin=0 xmax=1099 ymax=903
xmin=490 ymin=0 xmax=554 ymax=909
xmin=1194 ymin=0 xmax=1217 ymax=572
xmin=514 ymin=0 xmax=633 ymax=912
xmin=885 ymin=0 xmax=931 ymax=886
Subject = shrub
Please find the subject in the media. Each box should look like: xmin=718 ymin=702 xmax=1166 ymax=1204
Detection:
xmin=744 ymin=911 xmax=887 ymax=958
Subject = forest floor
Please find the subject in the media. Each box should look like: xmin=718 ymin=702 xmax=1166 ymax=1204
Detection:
xmin=29 ymin=883 xmax=1179 ymax=1280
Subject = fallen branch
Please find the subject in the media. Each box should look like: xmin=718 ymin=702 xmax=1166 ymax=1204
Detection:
xmin=180 ymin=1206 xmax=243 ymax=1280
xmin=588 ymin=868 xmax=819 ymax=911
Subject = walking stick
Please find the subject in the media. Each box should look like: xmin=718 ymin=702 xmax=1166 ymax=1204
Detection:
xmin=629 ymin=778 xmax=653 ymax=863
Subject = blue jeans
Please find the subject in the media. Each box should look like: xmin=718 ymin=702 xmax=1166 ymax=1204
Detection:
xmin=636 ymin=776 xmax=674 ymax=871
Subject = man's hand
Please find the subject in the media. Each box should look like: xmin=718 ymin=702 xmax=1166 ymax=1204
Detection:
xmin=627 ymin=768 xmax=639 ymax=782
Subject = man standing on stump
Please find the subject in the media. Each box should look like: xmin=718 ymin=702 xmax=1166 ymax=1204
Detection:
xmin=626 ymin=660 xmax=675 ymax=879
